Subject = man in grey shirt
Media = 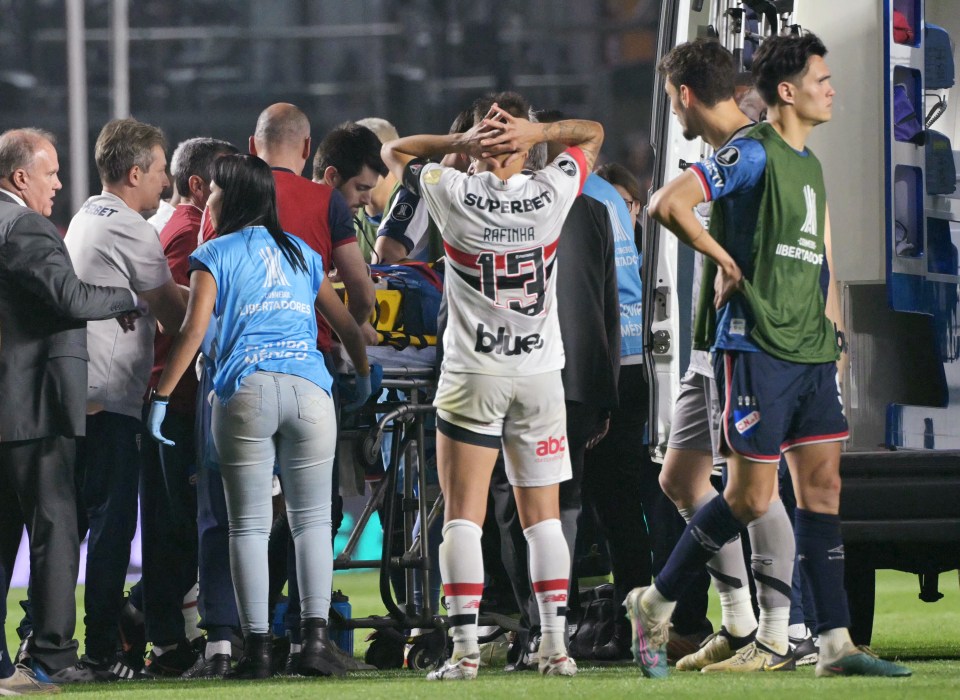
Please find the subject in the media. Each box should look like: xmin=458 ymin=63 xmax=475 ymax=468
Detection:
xmin=65 ymin=118 xmax=186 ymax=680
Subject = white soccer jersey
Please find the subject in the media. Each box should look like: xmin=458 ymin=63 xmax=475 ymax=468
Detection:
xmin=411 ymin=148 xmax=587 ymax=376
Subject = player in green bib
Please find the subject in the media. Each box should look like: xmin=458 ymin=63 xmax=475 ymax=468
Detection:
xmin=627 ymin=33 xmax=910 ymax=680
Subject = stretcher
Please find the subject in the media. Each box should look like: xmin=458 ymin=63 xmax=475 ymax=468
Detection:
xmin=332 ymin=345 xmax=520 ymax=670
xmin=332 ymin=346 xmax=447 ymax=669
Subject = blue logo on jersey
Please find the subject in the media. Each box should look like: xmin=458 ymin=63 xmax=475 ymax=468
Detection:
xmin=733 ymin=408 xmax=761 ymax=436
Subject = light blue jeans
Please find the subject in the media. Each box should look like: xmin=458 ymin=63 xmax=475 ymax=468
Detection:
xmin=213 ymin=371 xmax=335 ymax=634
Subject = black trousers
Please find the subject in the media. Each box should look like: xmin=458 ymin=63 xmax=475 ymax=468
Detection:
xmin=138 ymin=406 xmax=198 ymax=646
xmin=0 ymin=435 xmax=81 ymax=671
xmin=76 ymin=412 xmax=142 ymax=661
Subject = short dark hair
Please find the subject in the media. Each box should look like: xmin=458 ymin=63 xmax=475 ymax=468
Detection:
xmin=171 ymin=137 xmax=238 ymax=197
xmin=0 ymin=128 xmax=55 ymax=180
xmin=595 ymin=162 xmax=643 ymax=203
xmin=212 ymin=153 xmax=306 ymax=274
xmin=751 ymin=32 xmax=828 ymax=105
xmin=312 ymin=123 xmax=387 ymax=182
xmin=95 ymin=118 xmax=166 ymax=185
xmin=472 ymin=91 xmax=531 ymax=124
xmin=657 ymin=38 xmax=736 ymax=107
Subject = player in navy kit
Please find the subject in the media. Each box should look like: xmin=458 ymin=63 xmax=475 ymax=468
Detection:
xmin=629 ymin=33 xmax=910 ymax=680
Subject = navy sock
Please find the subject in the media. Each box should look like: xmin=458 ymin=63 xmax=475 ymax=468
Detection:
xmin=789 ymin=550 xmax=806 ymax=627
xmin=655 ymin=495 xmax=744 ymax=601
xmin=794 ymin=508 xmax=851 ymax=634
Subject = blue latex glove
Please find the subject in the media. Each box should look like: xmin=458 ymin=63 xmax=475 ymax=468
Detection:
xmin=147 ymin=399 xmax=176 ymax=446
xmin=338 ymin=363 xmax=382 ymax=412
xmin=343 ymin=373 xmax=373 ymax=413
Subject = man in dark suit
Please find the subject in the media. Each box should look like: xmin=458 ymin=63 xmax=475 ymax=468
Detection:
xmin=0 ymin=128 xmax=139 ymax=685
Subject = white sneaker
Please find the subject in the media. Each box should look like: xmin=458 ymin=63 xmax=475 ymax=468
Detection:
xmin=538 ymin=652 xmax=577 ymax=677
xmin=426 ymin=654 xmax=480 ymax=681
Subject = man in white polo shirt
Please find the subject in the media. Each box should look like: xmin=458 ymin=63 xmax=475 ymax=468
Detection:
xmin=64 ymin=118 xmax=186 ymax=680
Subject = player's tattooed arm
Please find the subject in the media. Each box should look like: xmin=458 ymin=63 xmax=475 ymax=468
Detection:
xmin=380 ymin=117 xmax=501 ymax=182
xmin=478 ymin=104 xmax=604 ymax=170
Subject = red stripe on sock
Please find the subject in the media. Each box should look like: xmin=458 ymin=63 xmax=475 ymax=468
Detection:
xmin=443 ymin=582 xmax=484 ymax=597
xmin=532 ymin=579 xmax=569 ymax=593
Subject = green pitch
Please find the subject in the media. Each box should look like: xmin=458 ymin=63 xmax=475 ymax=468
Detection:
xmin=5 ymin=569 xmax=959 ymax=698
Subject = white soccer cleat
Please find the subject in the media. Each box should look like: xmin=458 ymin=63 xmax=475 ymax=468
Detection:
xmin=426 ymin=654 xmax=480 ymax=681
xmin=538 ymin=652 xmax=577 ymax=677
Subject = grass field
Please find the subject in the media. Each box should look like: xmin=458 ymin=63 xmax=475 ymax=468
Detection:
xmin=5 ymin=569 xmax=960 ymax=698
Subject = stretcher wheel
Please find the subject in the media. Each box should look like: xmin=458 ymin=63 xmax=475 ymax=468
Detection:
xmin=364 ymin=633 xmax=405 ymax=669
xmin=406 ymin=630 xmax=447 ymax=671
xmin=363 ymin=430 xmax=383 ymax=465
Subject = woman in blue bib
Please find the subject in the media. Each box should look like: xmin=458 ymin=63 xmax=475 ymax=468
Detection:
xmin=148 ymin=154 xmax=370 ymax=678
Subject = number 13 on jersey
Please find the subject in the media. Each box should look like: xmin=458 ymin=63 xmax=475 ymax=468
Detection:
xmin=476 ymin=246 xmax=547 ymax=317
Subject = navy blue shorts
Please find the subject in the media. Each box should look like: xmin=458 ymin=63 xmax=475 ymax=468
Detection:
xmin=714 ymin=350 xmax=848 ymax=463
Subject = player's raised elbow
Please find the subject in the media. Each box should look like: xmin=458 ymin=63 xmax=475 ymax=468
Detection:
xmin=647 ymin=187 xmax=673 ymax=225
xmin=381 ymin=141 xmax=405 ymax=181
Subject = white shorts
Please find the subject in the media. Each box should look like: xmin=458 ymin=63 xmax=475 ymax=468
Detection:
xmin=667 ymin=369 xmax=724 ymax=466
xmin=434 ymin=370 xmax=572 ymax=488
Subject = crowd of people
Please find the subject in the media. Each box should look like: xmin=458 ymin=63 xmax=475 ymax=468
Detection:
xmin=0 ymin=30 xmax=911 ymax=696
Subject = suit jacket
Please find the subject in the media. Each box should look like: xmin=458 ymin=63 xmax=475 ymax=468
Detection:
xmin=0 ymin=192 xmax=135 ymax=442
xmin=556 ymin=195 xmax=621 ymax=409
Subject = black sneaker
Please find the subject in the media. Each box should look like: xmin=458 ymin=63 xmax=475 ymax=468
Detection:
xmin=78 ymin=653 xmax=145 ymax=681
xmin=143 ymin=639 xmax=199 ymax=677
xmin=283 ymin=651 xmax=301 ymax=676
xmin=329 ymin=641 xmax=376 ymax=671
xmin=181 ymin=653 xmax=232 ymax=679
xmin=789 ymin=634 xmax=819 ymax=666
xmin=504 ymin=632 xmax=539 ymax=672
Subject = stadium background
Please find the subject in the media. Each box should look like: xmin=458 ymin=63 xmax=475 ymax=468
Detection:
xmin=0 ymin=0 xmax=662 ymax=229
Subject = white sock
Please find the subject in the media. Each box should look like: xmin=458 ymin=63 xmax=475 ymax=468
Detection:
xmin=205 ymin=640 xmax=230 ymax=658
xmin=818 ymin=627 xmax=854 ymax=661
xmin=439 ymin=519 xmax=484 ymax=658
xmin=524 ymin=519 xmax=570 ymax=659
xmin=290 ymin=642 xmax=302 ymax=654
xmin=642 ymin=585 xmax=677 ymax=624
xmin=756 ymin=607 xmax=790 ymax=655
xmin=182 ymin=584 xmax=202 ymax=642
xmin=788 ymin=623 xmax=809 ymax=640
xmin=152 ymin=642 xmax=177 ymax=657
xmin=718 ymin=587 xmax=757 ymax=638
